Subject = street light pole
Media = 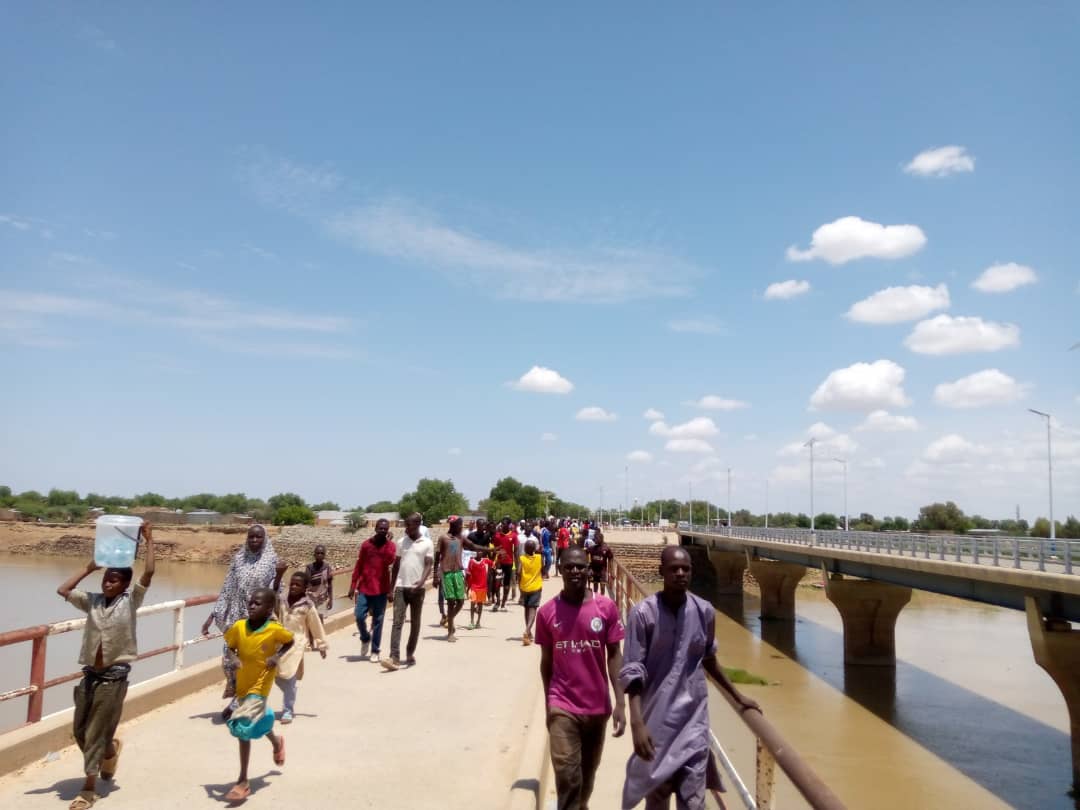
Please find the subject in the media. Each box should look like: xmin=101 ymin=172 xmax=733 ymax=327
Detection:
xmin=625 ymin=465 xmax=629 ymax=526
xmin=1029 ymin=409 xmax=1055 ymax=540
xmin=764 ymin=477 xmax=769 ymax=529
xmin=689 ymin=481 xmax=693 ymax=527
xmin=727 ymin=467 xmax=732 ymax=530
xmin=833 ymin=458 xmax=848 ymax=531
xmin=804 ymin=438 xmax=817 ymax=531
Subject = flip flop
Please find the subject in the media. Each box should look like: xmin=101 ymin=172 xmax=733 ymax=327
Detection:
xmin=224 ymin=783 xmax=251 ymax=802
xmin=273 ymin=735 xmax=286 ymax=766
xmin=68 ymin=791 xmax=96 ymax=810
xmin=100 ymin=737 xmax=123 ymax=779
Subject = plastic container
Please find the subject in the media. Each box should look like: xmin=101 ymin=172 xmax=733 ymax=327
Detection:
xmin=94 ymin=515 xmax=143 ymax=568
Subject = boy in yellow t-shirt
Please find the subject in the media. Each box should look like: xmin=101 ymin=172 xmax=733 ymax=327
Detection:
xmin=221 ymin=587 xmax=294 ymax=803
xmin=518 ymin=539 xmax=544 ymax=645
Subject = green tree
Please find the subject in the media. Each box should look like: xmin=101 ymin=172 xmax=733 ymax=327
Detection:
xmin=914 ymin=502 xmax=971 ymax=534
xmin=46 ymin=488 xmax=80 ymax=506
xmin=1061 ymin=516 xmax=1080 ymax=539
xmin=268 ymin=493 xmax=308 ymax=511
xmin=272 ymin=504 xmax=316 ymax=526
xmin=213 ymin=493 xmax=251 ymax=515
xmin=366 ymin=500 xmax=398 ymax=513
xmin=485 ymin=498 xmax=524 ymax=523
xmin=488 ymin=478 xmax=544 ymax=518
xmin=1030 ymin=518 xmax=1063 ymax=538
xmin=18 ymin=490 xmax=45 ymax=503
xmin=814 ymin=513 xmax=839 ymax=530
xmin=0 ymin=486 xmax=13 ymax=507
xmin=398 ymin=478 xmax=468 ymax=523
xmin=133 ymin=492 xmax=166 ymax=507
xmin=310 ymin=501 xmax=341 ymax=512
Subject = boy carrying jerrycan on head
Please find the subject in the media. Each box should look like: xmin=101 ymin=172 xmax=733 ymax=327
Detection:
xmin=56 ymin=521 xmax=155 ymax=810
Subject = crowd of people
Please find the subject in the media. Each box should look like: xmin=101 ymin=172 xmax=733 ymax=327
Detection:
xmin=54 ymin=513 xmax=759 ymax=810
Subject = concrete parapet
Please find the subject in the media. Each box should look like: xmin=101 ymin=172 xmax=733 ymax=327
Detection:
xmin=1026 ymin=596 xmax=1080 ymax=793
xmin=747 ymin=560 xmax=806 ymax=620
xmin=706 ymin=550 xmax=748 ymax=595
xmin=825 ymin=575 xmax=911 ymax=666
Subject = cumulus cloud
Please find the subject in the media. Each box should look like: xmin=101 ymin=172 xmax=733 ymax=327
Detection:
xmin=972 ymin=263 xmax=1038 ymax=294
xmin=933 ymin=369 xmax=1030 ymax=408
xmin=626 ymin=450 xmax=653 ymax=463
xmin=511 ymin=365 xmax=574 ymax=394
xmin=855 ymin=410 xmax=919 ymax=432
xmin=665 ymin=438 xmax=715 ymax=454
xmin=649 ymin=417 xmax=720 ymax=440
xmin=923 ymin=434 xmax=989 ymax=464
xmin=809 ymin=360 xmax=911 ymax=411
xmin=846 ymin=284 xmax=950 ymax=324
xmin=668 ymin=318 xmax=725 ymax=335
xmin=764 ymin=280 xmax=811 ymax=300
xmin=541 ymin=432 xmax=558 ymax=442
xmin=576 ymin=406 xmax=617 ymax=422
xmin=779 ymin=422 xmax=857 ymax=458
xmin=448 ymin=447 xmax=462 ymax=456
xmin=687 ymin=395 xmax=749 ymax=411
xmin=643 ymin=408 xmax=665 ymax=421
xmin=904 ymin=146 xmax=976 ymax=177
xmin=904 ymin=315 xmax=1020 ymax=355
xmin=786 ymin=216 xmax=927 ymax=265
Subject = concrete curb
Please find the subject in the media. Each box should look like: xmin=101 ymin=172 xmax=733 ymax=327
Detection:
xmin=506 ymin=675 xmax=552 ymax=810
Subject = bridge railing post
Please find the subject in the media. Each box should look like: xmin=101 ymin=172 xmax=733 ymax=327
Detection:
xmin=27 ymin=634 xmax=46 ymax=724
xmin=973 ymin=536 xmax=980 ymax=565
xmin=1066 ymin=542 xmax=1073 ymax=576
xmin=1038 ymin=539 xmax=1046 ymax=572
xmin=937 ymin=536 xmax=944 ymax=561
xmin=173 ymin=604 xmax=184 ymax=670
xmin=1013 ymin=538 xmax=1021 ymax=569
xmin=954 ymin=536 xmax=961 ymax=562
xmin=992 ymin=537 xmax=1000 ymax=567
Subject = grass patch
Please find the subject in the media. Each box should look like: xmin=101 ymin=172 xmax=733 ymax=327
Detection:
xmin=723 ymin=667 xmax=771 ymax=686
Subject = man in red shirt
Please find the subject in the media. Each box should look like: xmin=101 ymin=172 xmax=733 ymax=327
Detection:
xmin=348 ymin=518 xmax=396 ymax=662
xmin=557 ymin=521 xmax=571 ymax=567
xmin=493 ymin=516 xmax=518 ymax=611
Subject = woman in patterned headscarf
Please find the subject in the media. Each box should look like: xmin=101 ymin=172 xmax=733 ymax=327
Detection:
xmin=202 ymin=524 xmax=285 ymax=703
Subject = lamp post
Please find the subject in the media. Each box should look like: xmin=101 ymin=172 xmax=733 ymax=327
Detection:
xmin=727 ymin=467 xmax=732 ymax=530
xmin=765 ymin=477 xmax=770 ymax=529
xmin=1029 ymin=409 xmax=1055 ymax=540
xmin=804 ymin=438 xmax=817 ymax=531
xmin=834 ymin=457 xmax=848 ymax=531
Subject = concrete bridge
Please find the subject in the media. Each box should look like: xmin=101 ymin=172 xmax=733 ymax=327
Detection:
xmin=681 ymin=526 xmax=1080 ymax=792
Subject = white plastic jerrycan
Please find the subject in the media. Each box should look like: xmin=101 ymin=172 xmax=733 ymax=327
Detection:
xmin=94 ymin=515 xmax=143 ymax=568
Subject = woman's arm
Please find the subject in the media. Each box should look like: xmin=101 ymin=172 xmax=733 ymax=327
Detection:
xmin=57 ymin=560 xmax=98 ymax=599
xmin=139 ymin=523 xmax=156 ymax=587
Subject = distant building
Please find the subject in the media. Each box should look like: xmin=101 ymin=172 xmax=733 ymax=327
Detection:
xmin=186 ymin=509 xmax=223 ymax=525
xmin=129 ymin=506 xmax=186 ymax=525
xmin=362 ymin=511 xmax=403 ymax=527
xmin=315 ymin=510 xmax=351 ymax=528
xmin=0 ymin=508 xmax=21 ymax=522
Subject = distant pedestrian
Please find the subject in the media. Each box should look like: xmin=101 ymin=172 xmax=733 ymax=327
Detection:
xmin=620 ymin=546 xmax=759 ymax=810
xmin=56 ymin=524 xmax=156 ymax=810
xmin=274 ymin=571 xmax=328 ymax=724
xmin=466 ymin=551 xmax=493 ymax=629
xmin=348 ymin=518 xmax=396 ymax=663
xmin=435 ymin=516 xmax=468 ymax=642
xmin=556 ymin=521 xmax=571 ymax=566
xmin=382 ymin=513 xmax=434 ymax=670
xmin=305 ymin=545 xmax=334 ymax=619
xmin=541 ymin=520 xmax=554 ymax=578
xmin=493 ymin=517 xmax=518 ymax=611
xmin=587 ymin=530 xmax=613 ymax=596
xmin=535 ymin=547 xmax=626 ymax=810
xmin=518 ymin=538 xmax=544 ymax=645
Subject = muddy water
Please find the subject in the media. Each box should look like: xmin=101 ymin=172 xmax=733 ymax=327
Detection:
xmin=699 ymin=580 xmax=1073 ymax=809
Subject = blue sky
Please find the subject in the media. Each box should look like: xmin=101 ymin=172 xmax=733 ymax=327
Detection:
xmin=2 ymin=3 xmax=1078 ymax=520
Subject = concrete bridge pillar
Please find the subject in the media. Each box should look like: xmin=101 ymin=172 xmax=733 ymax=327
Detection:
xmin=747 ymin=560 xmax=805 ymax=620
xmin=706 ymin=550 xmax=748 ymax=595
xmin=825 ymin=574 xmax=911 ymax=666
xmin=1026 ymin=596 xmax=1080 ymax=794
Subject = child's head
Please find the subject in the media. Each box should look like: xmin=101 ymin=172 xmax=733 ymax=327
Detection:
xmin=525 ymin=539 xmax=537 ymax=555
xmin=247 ymin=587 xmax=276 ymax=623
xmin=313 ymin=544 xmax=326 ymax=563
xmin=101 ymin=567 xmax=133 ymax=599
xmin=288 ymin=570 xmax=310 ymax=599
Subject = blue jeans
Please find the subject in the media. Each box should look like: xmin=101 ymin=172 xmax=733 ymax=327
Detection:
xmin=275 ymin=675 xmax=297 ymax=715
xmin=354 ymin=593 xmax=388 ymax=653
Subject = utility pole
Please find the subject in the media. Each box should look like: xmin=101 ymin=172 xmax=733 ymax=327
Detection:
xmin=625 ymin=465 xmax=629 ymax=526
xmin=727 ymin=467 xmax=732 ymax=530
xmin=834 ymin=457 xmax=848 ymax=531
xmin=689 ymin=481 xmax=693 ymax=526
xmin=1029 ymin=409 xmax=1055 ymax=540
xmin=804 ymin=438 xmax=817 ymax=531
xmin=765 ymin=478 xmax=769 ymax=529
xmin=600 ymin=485 xmax=604 ymax=527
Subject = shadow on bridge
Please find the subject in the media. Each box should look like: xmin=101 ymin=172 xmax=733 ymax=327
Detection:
xmin=707 ymin=592 xmax=1078 ymax=810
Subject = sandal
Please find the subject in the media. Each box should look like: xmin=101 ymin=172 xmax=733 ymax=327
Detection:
xmin=69 ymin=791 xmax=96 ymax=809
xmin=224 ymin=783 xmax=250 ymax=802
xmin=273 ymin=735 xmax=286 ymax=766
xmin=100 ymin=738 xmax=122 ymax=780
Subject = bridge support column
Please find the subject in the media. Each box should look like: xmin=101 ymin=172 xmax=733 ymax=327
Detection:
xmin=825 ymin=575 xmax=911 ymax=666
xmin=747 ymin=560 xmax=805 ymax=620
xmin=706 ymin=550 xmax=747 ymax=595
xmin=1026 ymin=596 xmax=1080 ymax=793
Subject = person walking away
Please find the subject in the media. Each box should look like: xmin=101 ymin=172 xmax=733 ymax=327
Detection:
xmin=541 ymin=520 xmax=554 ymax=578
xmin=557 ymin=521 xmax=571 ymax=567
xmin=535 ymin=547 xmax=626 ymax=810
xmin=305 ymin=545 xmax=334 ymax=619
xmin=56 ymin=523 xmax=156 ymax=810
xmin=466 ymin=550 xmax=493 ymax=629
xmin=435 ymin=516 xmax=468 ymax=642
xmin=202 ymin=524 xmax=285 ymax=710
xmin=620 ymin=546 xmax=759 ymax=810
xmin=382 ymin=513 xmax=434 ymax=670
xmin=587 ymin=530 xmax=614 ymax=596
xmin=493 ymin=517 xmax=518 ymax=611
xmin=348 ymin=518 xmax=396 ymax=662
xmin=221 ymin=588 xmax=292 ymax=803
xmin=518 ymin=538 xmax=544 ymax=644
xmin=274 ymin=570 xmax=328 ymax=724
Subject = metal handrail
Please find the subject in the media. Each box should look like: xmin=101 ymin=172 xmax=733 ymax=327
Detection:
xmin=608 ymin=556 xmax=847 ymax=810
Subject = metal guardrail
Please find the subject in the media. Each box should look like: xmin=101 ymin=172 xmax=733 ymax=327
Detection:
xmin=685 ymin=525 xmax=1077 ymax=575
xmin=608 ymin=556 xmax=847 ymax=810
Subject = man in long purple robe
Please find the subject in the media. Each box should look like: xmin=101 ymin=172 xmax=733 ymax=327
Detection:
xmin=620 ymin=546 xmax=759 ymax=809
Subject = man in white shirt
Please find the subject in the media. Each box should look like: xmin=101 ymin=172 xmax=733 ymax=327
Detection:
xmin=382 ymin=513 xmax=434 ymax=671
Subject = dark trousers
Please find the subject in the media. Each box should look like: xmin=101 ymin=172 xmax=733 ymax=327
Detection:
xmin=354 ymin=592 xmax=388 ymax=652
xmin=73 ymin=667 xmax=129 ymax=776
xmin=389 ymin=586 xmax=425 ymax=661
xmin=547 ymin=707 xmax=608 ymax=810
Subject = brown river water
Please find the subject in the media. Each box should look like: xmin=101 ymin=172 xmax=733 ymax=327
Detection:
xmin=0 ymin=555 xmax=1073 ymax=808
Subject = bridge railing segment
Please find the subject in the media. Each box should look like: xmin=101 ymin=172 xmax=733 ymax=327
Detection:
xmin=608 ymin=556 xmax=847 ymax=810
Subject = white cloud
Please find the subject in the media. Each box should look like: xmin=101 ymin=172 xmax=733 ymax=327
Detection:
xmin=511 ymin=365 xmax=574 ymax=394
xmin=239 ymin=148 xmax=343 ymax=215
xmin=862 ymin=457 xmax=886 ymax=470
xmin=933 ymin=369 xmax=1030 ymax=409
xmin=855 ymin=410 xmax=919 ymax=432
xmin=743 ymin=433 xmax=758 ymax=441
xmin=576 ymin=406 xmax=617 ymax=422
xmin=327 ymin=201 xmax=698 ymax=302
xmin=779 ymin=422 xmax=857 ymax=458
xmin=668 ymin=318 xmax=725 ymax=335
xmin=79 ymin=24 xmax=118 ymax=52
xmin=809 ymin=360 xmax=911 ymax=411
xmin=626 ymin=450 xmax=653 ymax=463
xmin=665 ymin=438 xmax=715 ymax=454
xmin=972 ymin=263 xmax=1038 ymax=294
xmin=541 ymin=432 xmax=558 ymax=442
xmin=904 ymin=315 xmax=1020 ymax=355
xmin=448 ymin=447 xmax=462 ymax=456
xmin=643 ymin=408 xmax=665 ymax=421
xmin=649 ymin=417 xmax=720 ymax=440
xmin=786 ymin=216 xmax=927 ymax=265
xmin=923 ymin=434 xmax=989 ymax=464
xmin=846 ymin=284 xmax=950 ymax=324
xmin=0 ymin=214 xmax=32 ymax=231
xmin=763 ymin=279 xmax=811 ymax=300
xmin=687 ymin=395 xmax=749 ymax=411
xmin=904 ymin=145 xmax=976 ymax=177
